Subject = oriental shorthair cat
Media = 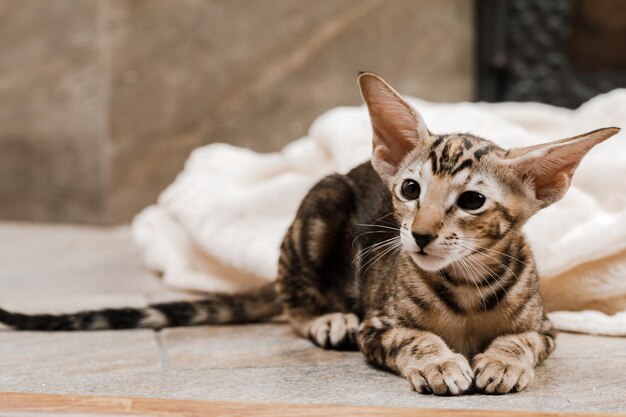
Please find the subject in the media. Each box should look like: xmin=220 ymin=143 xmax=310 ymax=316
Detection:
xmin=0 ymin=73 xmax=619 ymax=395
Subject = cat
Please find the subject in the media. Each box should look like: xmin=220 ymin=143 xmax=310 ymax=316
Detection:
xmin=0 ymin=73 xmax=619 ymax=395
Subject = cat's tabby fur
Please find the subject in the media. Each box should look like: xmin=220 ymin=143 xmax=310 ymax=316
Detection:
xmin=0 ymin=73 xmax=619 ymax=395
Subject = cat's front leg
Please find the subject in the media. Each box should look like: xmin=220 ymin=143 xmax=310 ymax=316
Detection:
xmin=288 ymin=309 xmax=360 ymax=350
xmin=473 ymin=328 xmax=556 ymax=394
xmin=359 ymin=316 xmax=473 ymax=395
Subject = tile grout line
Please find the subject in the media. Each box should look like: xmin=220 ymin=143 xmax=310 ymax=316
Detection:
xmin=154 ymin=330 xmax=172 ymax=372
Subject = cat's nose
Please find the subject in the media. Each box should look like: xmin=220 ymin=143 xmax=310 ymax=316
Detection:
xmin=412 ymin=232 xmax=437 ymax=250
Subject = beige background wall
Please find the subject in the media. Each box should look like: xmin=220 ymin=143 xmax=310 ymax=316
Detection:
xmin=0 ymin=0 xmax=474 ymax=224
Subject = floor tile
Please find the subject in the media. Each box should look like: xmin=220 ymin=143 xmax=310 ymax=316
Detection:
xmin=0 ymin=330 xmax=161 ymax=376
xmin=551 ymin=332 xmax=626 ymax=359
xmin=160 ymin=323 xmax=362 ymax=370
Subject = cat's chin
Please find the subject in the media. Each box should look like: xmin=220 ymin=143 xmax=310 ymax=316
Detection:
xmin=408 ymin=252 xmax=450 ymax=272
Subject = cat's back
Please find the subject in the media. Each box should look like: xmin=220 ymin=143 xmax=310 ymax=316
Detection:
xmin=296 ymin=160 xmax=391 ymax=222
xmin=345 ymin=161 xmax=393 ymax=220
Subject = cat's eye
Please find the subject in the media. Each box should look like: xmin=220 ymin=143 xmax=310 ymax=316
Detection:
xmin=457 ymin=191 xmax=486 ymax=210
xmin=400 ymin=179 xmax=421 ymax=200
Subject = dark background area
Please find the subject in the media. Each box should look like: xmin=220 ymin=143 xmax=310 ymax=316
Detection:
xmin=477 ymin=0 xmax=626 ymax=107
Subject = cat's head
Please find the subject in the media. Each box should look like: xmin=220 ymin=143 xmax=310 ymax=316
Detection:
xmin=358 ymin=72 xmax=619 ymax=273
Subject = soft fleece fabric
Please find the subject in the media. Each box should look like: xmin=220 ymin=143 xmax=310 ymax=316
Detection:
xmin=133 ymin=91 xmax=626 ymax=336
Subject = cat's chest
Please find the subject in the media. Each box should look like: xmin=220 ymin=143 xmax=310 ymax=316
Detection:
xmin=422 ymin=311 xmax=511 ymax=357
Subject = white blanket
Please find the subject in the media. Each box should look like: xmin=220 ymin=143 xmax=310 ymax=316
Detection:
xmin=132 ymin=90 xmax=626 ymax=336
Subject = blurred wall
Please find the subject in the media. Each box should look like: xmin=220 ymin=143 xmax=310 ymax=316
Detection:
xmin=0 ymin=0 xmax=474 ymax=224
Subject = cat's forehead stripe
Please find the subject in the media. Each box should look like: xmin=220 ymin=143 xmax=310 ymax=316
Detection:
xmin=429 ymin=134 xmax=502 ymax=177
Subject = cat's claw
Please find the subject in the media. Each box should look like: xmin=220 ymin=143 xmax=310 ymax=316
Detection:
xmin=308 ymin=313 xmax=359 ymax=350
xmin=407 ymin=353 xmax=474 ymax=395
xmin=472 ymin=354 xmax=534 ymax=394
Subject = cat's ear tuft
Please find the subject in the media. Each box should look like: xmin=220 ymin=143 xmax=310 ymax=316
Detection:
xmin=506 ymin=127 xmax=620 ymax=207
xmin=358 ymin=72 xmax=431 ymax=180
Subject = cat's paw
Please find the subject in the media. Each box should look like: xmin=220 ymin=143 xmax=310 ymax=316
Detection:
xmin=472 ymin=353 xmax=534 ymax=394
xmin=407 ymin=353 xmax=474 ymax=395
xmin=308 ymin=313 xmax=359 ymax=350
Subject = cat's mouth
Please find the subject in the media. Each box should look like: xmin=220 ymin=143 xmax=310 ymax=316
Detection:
xmin=408 ymin=250 xmax=450 ymax=272
xmin=412 ymin=246 xmax=444 ymax=257
xmin=413 ymin=250 xmax=443 ymax=259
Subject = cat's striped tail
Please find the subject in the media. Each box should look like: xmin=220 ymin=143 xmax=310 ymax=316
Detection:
xmin=0 ymin=283 xmax=281 ymax=331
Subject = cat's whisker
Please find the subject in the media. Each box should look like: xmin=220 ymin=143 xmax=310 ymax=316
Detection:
xmin=463 ymin=251 xmax=508 ymax=303
xmin=361 ymin=242 xmax=403 ymax=278
xmin=356 ymin=223 xmax=401 ymax=232
xmin=360 ymin=239 xmax=402 ymax=265
xmin=456 ymin=242 xmax=520 ymax=282
xmin=470 ymin=255 xmax=503 ymax=284
xmin=457 ymin=243 xmax=515 ymax=306
xmin=457 ymin=238 xmax=529 ymax=266
xmin=357 ymin=245 xmax=395 ymax=277
xmin=352 ymin=237 xmax=401 ymax=267
xmin=353 ymin=244 xmax=398 ymax=268
xmin=356 ymin=239 xmax=402 ymax=278
xmin=457 ymin=242 xmax=502 ymax=271
xmin=351 ymin=230 xmax=398 ymax=249
xmin=369 ymin=211 xmax=397 ymax=226
xmin=461 ymin=227 xmax=527 ymax=239
xmin=456 ymin=246 xmax=495 ymax=286
xmin=454 ymin=255 xmax=487 ymax=312
xmin=354 ymin=236 xmax=400 ymax=257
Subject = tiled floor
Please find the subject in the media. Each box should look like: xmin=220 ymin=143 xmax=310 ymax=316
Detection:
xmin=0 ymin=222 xmax=625 ymax=413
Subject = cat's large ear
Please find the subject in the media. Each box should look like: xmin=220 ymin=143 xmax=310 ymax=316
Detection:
xmin=506 ymin=127 xmax=620 ymax=207
xmin=358 ymin=72 xmax=431 ymax=181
